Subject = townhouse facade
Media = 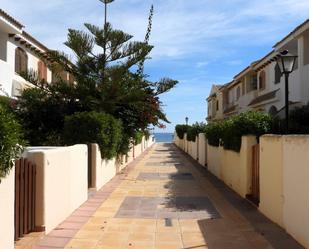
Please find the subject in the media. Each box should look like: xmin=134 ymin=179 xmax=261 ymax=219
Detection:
xmin=207 ymin=19 xmax=309 ymax=121
xmin=0 ymin=9 xmax=71 ymax=98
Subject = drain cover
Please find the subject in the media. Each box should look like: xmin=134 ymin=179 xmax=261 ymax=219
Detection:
xmin=164 ymin=218 xmax=172 ymax=227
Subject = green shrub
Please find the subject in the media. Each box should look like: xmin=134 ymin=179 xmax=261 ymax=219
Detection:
xmin=143 ymin=129 xmax=151 ymax=140
xmin=204 ymin=111 xmax=273 ymax=151
xmin=175 ymin=124 xmax=189 ymax=139
xmin=0 ymin=105 xmax=24 ymax=179
xmin=134 ymin=130 xmax=144 ymax=145
xmin=221 ymin=111 xmax=273 ymax=152
xmin=16 ymin=87 xmax=79 ymax=146
xmin=63 ymin=112 xmax=123 ymax=159
xmin=289 ymin=103 xmax=309 ymax=134
xmin=117 ymin=133 xmax=132 ymax=156
xmin=0 ymin=95 xmax=13 ymax=111
xmin=204 ymin=121 xmax=224 ymax=147
xmin=187 ymin=122 xmax=206 ymax=142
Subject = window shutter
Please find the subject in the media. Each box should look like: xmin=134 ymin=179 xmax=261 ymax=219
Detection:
xmin=38 ymin=61 xmax=48 ymax=81
xmin=15 ymin=48 xmax=20 ymax=73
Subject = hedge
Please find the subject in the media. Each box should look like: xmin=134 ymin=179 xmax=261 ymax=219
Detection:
xmin=187 ymin=123 xmax=206 ymax=142
xmin=204 ymin=111 xmax=273 ymax=152
xmin=134 ymin=130 xmax=144 ymax=145
xmin=63 ymin=111 xmax=123 ymax=159
xmin=204 ymin=121 xmax=224 ymax=147
xmin=175 ymin=124 xmax=189 ymax=139
xmin=0 ymin=105 xmax=24 ymax=179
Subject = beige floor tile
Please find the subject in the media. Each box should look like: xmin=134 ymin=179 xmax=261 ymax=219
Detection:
xmin=154 ymin=240 xmax=183 ymax=249
xmin=123 ymin=241 xmax=155 ymax=249
xmin=128 ymin=232 xmax=155 ymax=242
xmin=156 ymin=232 xmax=182 ymax=242
xmin=75 ymin=230 xmax=104 ymax=240
xmin=65 ymin=238 xmax=98 ymax=249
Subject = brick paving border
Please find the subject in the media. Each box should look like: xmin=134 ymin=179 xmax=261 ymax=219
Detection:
xmin=31 ymin=145 xmax=154 ymax=249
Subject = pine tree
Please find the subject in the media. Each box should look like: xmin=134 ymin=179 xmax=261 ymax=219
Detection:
xmin=19 ymin=0 xmax=178 ymax=149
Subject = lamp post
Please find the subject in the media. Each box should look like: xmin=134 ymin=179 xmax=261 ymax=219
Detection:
xmin=276 ymin=50 xmax=298 ymax=133
xmin=185 ymin=117 xmax=189 ymax=125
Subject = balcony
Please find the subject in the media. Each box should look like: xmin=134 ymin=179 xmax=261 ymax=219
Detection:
xmin=12 ymin=73 xmax=34 ymax=97
xmin=0 ymin=59 xmax=34 ymax=97
xmin=0 ymin=58 xmax=13 ymax=96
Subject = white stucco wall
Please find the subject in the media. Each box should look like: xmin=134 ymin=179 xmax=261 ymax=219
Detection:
xmin=198 ymin=133 xmax=207 ymax=167
xmin=282 ymin=136 xmax=309 ymax=248
xmin=25 ymin=145 xmax=88 ymax=234
xmin=207 ymin=144 xmax=222 ymax=178
xmin=0 ymin=168 xmax=15 ymax=249
xmin=0 ymin=31 xmax=52 ymax=97
xmin=259 ymin=135 xmax=284 ymax=228
xmin=91 ymin=144 xmax=117 ymax=191
xmin=191 ymin=138 xmax=198 ymax=160
xmin=259 ymin=135 xmax=309 ymax=248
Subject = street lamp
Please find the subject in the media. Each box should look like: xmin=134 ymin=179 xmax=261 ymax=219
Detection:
xmin=276 ymin=50 xmax=298 ymax=133
xmin=185 ymin=117 xmax=189 ymax=125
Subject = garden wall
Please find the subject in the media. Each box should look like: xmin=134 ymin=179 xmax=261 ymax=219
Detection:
xmin=198 ymin=133 xmax=207 ymax=167
xmin=90 ymin=136 xmax=154 ymax=191
xmin=220 ymin=136 xmax=257 ymax=198
xmin=0 ymin=168 xmax=15 ymax=249
xmin=190 ymin=138 xmax=198 ymax=160
xmin=25 ymin=145 xmax=88 ymax=233
xmin=259 ymin=135 xmax=284 ymax=227
xmin=207 ymin=145 xmax=222 ymax=179
xmin=177 ymin=135 xmax=257 ymax=198
xmin=260 ymin=135 xmax=309 ymax=248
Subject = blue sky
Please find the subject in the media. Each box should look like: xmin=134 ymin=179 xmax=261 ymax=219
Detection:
xmin=2 ymin=0 xmax=309 ymax=132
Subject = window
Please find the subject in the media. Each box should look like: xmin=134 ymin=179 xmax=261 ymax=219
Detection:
xmin=216 ymin=100 xmax=219 ymax=111
xmin=241 ymin=81 xmax=245 ymax=96
xmin=15 ymin=47 xmax=28 ymax=74
xmin=259 ymin=70 xmax=266 ymax=90
xmin=274 ymin=63 xmax=281 ymax=84
xmin=236 ymin=86 xmax=241 ymax=100
xmin=38 ymin=61 xmax=47 ymax=81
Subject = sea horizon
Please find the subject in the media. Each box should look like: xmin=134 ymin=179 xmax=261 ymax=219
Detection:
xmin=154 ymin=132 xmax=174 ymax=143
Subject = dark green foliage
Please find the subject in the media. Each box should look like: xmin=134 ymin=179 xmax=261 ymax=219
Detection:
xmin=175 ymin=125 xmax=189 ymax=139
xmin=289 ymin=103 xmax=309 ymax=134
xmin=187 ymin=122 xmax=206 ymax=142
xmin=117 ymin=133 xmax=132 ymax=156
xmin=0 ymin=105 xmax=24 ymax=179
xmin=16 ymin=83 xmax=81 ymax=146
xmin=63 ymin=112 xmax=122 ymax=159
xmin=16 ymin=1 xmax=177 ymax=155
xmin=134 ymin=130 xmax=144 ymax=145
xmin=210 ymin=111 xmax=273 ymax=152
xmin=222 ymin=112 xmax=273 ymax=152
xmin=143 ymin=129 xmax=151 ymax=140
xmin=0 ymin=95 xmax=14 ymax=112
xmin=204 ymin=122 xmax=224 ymax=147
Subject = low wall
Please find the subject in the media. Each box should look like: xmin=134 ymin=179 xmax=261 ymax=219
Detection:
xmin=184 ymin=134 xmax=188 ymax=153
xmin=91 ymin=136 xmax=154 ymax=191
xmin=190 ymin=138 xmax=198 ymax=160
xmin=259 ymin=135 xmax=284 ymax=227
xmin=221 ymin=136 xmax=257 ymax=198
xmin=207 ymin=144 xmax=222 ymax=179
xmin=198 ymin=133 xmax=207 ymax=167
xmin=90 ymin=144 xmax=118 ymax=191
xmin=0 ymin=168 xmax=15 ymax=249
xmin=25 ymin=145 xmax=88 ymax=233
xmin=260 ymin=135 xmax=309 ymax=248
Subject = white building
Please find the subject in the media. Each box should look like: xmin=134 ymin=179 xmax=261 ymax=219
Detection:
xmin=207 ymin=20 xmax=309 ymax=122
xmin=207 ymin=19 xmax=309 ymax=121
xmin=0 ymin=9 xmax=71 ymax=98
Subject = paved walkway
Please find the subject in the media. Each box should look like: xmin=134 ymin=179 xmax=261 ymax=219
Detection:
xmin=29 ymin=143 xmax=303 ymax=249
